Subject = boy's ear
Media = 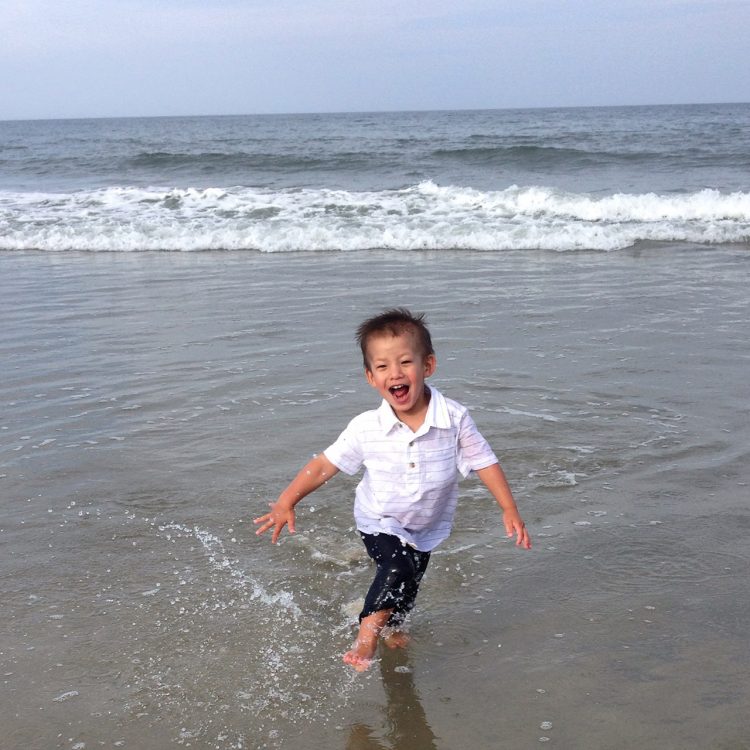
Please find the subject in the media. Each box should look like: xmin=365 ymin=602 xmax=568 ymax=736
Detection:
xmin=364 ymin=367 xmax=376 ymax=387
xmin=423 ymin=354 xmax=437 ymax=377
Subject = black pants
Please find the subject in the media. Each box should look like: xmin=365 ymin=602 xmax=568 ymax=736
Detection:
xmin=359 ymin=532 xmax=431 ymax=627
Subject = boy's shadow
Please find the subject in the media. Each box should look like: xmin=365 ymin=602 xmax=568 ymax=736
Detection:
xmin=346 ymin=647 xmax=438 ymax=750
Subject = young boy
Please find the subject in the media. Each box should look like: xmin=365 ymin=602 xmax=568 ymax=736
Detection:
xmin=254 ymin=308 xmax=531 ymax=671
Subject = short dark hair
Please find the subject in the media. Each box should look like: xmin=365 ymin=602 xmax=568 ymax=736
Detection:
xmin=356 ymin=308 xmax=434 ymax=370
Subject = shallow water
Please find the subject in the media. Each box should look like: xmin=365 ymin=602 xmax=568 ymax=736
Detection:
xmin=2 ymin=246 xmax=749 ymax=749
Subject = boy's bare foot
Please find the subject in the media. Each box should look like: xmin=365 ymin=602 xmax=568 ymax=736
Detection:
xmin=381 ymin=628 xmax=410 ymax=650
xmin=343 ymin=643 xmax=375 ymax=672
xmin=344 ymin=610 xmax=392 ymax=672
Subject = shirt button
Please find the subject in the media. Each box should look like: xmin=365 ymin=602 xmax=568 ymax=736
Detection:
xmin=409 ymin=462 xmax=416 ymax=468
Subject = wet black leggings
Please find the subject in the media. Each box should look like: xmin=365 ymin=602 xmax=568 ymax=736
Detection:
xmin=359 ymin=532 xmax=431 ymax=627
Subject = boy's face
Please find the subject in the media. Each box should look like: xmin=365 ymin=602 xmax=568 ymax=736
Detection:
xmin=364 ymin=331 xmax=436 ymax=419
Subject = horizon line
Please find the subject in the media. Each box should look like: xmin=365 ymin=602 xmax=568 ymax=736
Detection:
xmin=1 ymin=100 xmax=748 ymax=125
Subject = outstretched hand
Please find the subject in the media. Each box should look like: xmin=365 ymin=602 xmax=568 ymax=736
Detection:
xmin=503 ymin=509 xmax=531 ymax=549
xmin=475 ymin=463 xmax=532 ymax=550
xmin=254 ymin=502 xmax=296 ymax=544
xmin=253 ymin=454 xmax=339 ymax=544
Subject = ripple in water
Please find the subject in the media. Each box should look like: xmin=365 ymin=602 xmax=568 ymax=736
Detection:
xmin=574 ymin=525 xmax=747 ymax=594
xmin=415 ymin=617 xmax=492 ymax=661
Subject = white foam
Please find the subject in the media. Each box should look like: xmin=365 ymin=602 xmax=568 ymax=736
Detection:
xmin=53 ymin=690 xmax=79 ymax=702
xmin=1 ymin=182 xmax=748 ymax=253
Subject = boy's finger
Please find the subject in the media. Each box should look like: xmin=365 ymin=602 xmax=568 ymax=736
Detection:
xmin=509 ymin=521 xmax=527 ymax=546
xmin=517 ymin=526 xmax=531 ymax=549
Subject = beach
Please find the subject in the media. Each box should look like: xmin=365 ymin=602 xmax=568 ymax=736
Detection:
xmin=2 ymin=104 xmax=750 ymax=748
xmin=2 ymin=243 xmax=749 ymax=749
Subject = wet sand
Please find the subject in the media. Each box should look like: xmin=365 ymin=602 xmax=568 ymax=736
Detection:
xmin=2 ymin=246 xmax=749 ymax=749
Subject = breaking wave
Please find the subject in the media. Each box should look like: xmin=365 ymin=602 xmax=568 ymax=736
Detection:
xmin=1 ymin=181 xmax=748 ymax=253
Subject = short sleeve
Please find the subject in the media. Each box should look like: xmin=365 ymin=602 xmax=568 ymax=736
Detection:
xmin=456 ymin=411 xmax=498 ymax=478
xmin=323 ymin=419 xmax=365 ymax=476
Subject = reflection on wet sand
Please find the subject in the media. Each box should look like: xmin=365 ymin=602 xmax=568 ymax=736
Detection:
xmin=347 ymin=649 xmax=438 ymax=750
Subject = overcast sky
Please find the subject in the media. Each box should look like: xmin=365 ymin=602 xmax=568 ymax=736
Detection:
xmin=2 ymin=0 xmax=749 ymax=120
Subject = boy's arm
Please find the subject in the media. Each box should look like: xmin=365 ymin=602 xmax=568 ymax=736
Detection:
xmin=254 ymin=453 xmax=340 ymax=544
xmin=475 ymin=463 xmax=531 ymax=549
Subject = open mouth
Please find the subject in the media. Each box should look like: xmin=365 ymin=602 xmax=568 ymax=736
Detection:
xmin=389 ymin=384 xmax=410 ymax=403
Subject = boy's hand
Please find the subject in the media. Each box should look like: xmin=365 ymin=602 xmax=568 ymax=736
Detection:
xmin=503 ymin=509 xmax=531 ymax=549
xmin=254 ymin=501 xmax=296 ymax=544
xmin=475 ymin=464 xmax=531 ymax=550
xmin=254 ymin=455 xmax=339 ymax=544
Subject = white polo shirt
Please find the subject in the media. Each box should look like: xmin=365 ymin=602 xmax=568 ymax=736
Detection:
xmin=324 ymin=385 xmax=498 ymax=551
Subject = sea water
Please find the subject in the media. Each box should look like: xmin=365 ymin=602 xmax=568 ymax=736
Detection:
xmin=1 ymin=105 xmax=749 ymax=749
xmin=1 ymin=105 xmax=749 ymax=253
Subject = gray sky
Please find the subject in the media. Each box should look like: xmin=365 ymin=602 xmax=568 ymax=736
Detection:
xmin=2 ymin=0 xmax=749 ymax=120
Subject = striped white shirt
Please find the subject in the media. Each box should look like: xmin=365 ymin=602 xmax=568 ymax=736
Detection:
xmin=324 ymin=385 xmax=498 ymax=551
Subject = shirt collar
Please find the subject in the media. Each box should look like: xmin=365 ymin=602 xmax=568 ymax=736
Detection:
xmin=424 ymin=385 xmax=452 ymax=430
xmin=376 ymin=398 xmax=402 ymax=434
xmin=376 ymin=385 xmax=451 ymax=435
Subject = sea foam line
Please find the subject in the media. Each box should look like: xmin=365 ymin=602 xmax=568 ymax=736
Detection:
xmin=1 ymin=181 xmax=748 ymax=252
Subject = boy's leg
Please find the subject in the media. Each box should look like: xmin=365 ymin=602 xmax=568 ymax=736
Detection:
xmin=344 ymin=533 xmax=430 ymax=669
xmin=386 ymin=545 xmax=430 ymax=628
xmin=381 ymin=546 xmax=430 ymax=648
xmin=359 ymin=532 xmax=422 ymax=617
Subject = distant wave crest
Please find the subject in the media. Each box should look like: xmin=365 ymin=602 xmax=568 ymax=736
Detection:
xmin=1 ymin=181 xmax=748 ymax=253
xmin=431 ymin=145 xmax=651 ymax=168
xmin=125 ymin=150 xmax=374 ymax=175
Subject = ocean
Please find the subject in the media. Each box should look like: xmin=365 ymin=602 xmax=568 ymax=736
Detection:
xmin=2 ymin=104 xmax=749 ymax=253
xmin=1 ymin=104 xmax=749 ymax=749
